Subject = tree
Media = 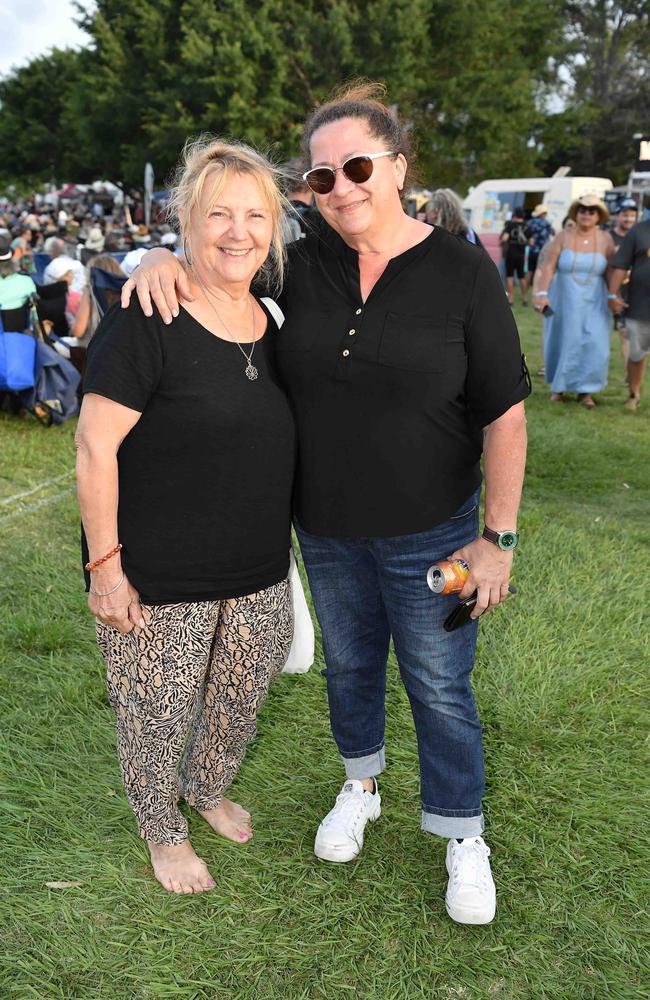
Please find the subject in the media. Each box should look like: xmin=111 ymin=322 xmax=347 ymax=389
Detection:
xmin=419 ymin=0 xmax=566 ymax=188
xmin=537 ymin=1 xmax=650 ymax=184
xmin=0 ymin=49 xmax=84 ymax=187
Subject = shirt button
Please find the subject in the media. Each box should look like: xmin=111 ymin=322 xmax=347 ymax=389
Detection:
xmin=342 ymin=349 xmax=350 ymax=357
xmin=355 ymin=308 xmax=362 ymax=315
xmin=348 ymin=329 xmax=356 ymax=336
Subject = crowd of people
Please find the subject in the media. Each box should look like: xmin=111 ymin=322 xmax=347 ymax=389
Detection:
xmin=1 ymin=172 xmax=647 ymax=415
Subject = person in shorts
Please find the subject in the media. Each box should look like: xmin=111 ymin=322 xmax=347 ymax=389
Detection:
xmin=609 ymin=198 xmax=639 ymax=365
xmin=500 ymin=207 xmax=529 ymax=306
xmin=609 ymin=216 xmax=650 ymax=411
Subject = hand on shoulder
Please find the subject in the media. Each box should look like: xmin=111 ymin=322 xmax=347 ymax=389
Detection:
xmin=121 ymin=248 xmax=194 ymax=324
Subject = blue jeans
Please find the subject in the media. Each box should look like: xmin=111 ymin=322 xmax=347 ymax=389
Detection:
xmin=295 ymin=490 xmax=484 ymax=839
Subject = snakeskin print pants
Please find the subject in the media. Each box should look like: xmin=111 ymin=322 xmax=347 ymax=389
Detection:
xmin=96 ymin=579 xmax=293 ymax=844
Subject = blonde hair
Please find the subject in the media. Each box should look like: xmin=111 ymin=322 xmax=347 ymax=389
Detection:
xmin=166 ymin=136 xmax=287 ymax=293
xmin=87 ymin=253 xmax=124 ymax=277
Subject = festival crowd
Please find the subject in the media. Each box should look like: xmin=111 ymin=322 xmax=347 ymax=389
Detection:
xmin=1 ymin=177 xmax=648 ymax=410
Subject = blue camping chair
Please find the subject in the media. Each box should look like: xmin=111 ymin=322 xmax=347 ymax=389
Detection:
xmin=0 ymin=299 xmax=80 ymax=425
xmin=90 ymin=266 xmax=127 ymax=317
xmin=32 ymin=252 xmax=51 ymax=285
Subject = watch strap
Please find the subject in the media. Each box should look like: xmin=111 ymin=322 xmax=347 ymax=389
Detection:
xmin=482 ymin=526 xmax=502 ymax=546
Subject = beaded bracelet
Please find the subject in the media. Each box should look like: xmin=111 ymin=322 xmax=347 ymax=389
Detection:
xmin=85 ymin=542 xmax=122 ymax=572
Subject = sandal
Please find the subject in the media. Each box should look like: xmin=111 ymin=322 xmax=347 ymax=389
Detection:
xmin=550 ymin=392 xmax=564 ymax=402
xmin=577 ymin=394 xmax=596 ymax=409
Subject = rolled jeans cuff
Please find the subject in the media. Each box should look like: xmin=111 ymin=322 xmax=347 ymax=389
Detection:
xmin=341 ymin=746 xmax=385 ymax=779
xmin=421 ymin=809 xmax=484 ymax=839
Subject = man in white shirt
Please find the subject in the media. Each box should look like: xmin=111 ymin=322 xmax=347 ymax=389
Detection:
xmin=42 ymin=237 xmax=86 ymax=293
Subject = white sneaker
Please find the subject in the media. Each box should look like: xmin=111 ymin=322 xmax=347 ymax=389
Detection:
xmin=314 ymin=779 xmax=381 ymax=863
xmin=445 ymin=836 xmax=496 ymax=925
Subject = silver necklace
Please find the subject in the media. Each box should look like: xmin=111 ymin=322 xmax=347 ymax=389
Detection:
xmin=570 ymin=229 xmax=598 ymax=287
xmin=196 ymin=279 xmax=259 ymax=380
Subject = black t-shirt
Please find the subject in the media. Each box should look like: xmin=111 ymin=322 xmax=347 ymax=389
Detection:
xmin=611 ymin=220 xmax=650 ymax=321
xmin=82 ymin=300 xmax=295 ymax=603
xmin=501 ymin=219 xmax=527 ymax=257
xmin=275 ymin=221 xmax=530 ymax=538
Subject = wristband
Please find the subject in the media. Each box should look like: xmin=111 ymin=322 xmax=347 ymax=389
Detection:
xmin=534 ymin=291 xmax=548 ymax=297
xmin=607 ymin=294 xmax=618 ymax=300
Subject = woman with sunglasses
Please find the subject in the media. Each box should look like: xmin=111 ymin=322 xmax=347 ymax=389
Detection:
xmin=122 ymin=82 xmax=530 ymax=925
xmin=534 ymin=193 xmax=615 ymax=408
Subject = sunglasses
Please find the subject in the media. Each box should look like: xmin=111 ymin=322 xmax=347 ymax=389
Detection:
xmin=577 ymin=206 xmax=599 ymax=214
xmin=302 ymin=151 xmax=396 ymax=195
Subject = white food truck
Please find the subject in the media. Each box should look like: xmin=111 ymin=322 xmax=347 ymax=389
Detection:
xmin=463 ymin=174 xmax=613 ymax=262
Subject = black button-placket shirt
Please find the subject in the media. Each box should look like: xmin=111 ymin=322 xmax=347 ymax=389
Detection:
xmin=275 ymin=221 xmax=531 ymax=538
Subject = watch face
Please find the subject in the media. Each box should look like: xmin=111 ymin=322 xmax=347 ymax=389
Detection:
xmin=499 ymin=531 xmax=518 ymax=550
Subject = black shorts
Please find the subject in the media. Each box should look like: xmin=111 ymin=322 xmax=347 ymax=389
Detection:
xmin=505 ymin=253 xmax=526 ymax=279
xmin=527 ymin=250 xmax=540 ymax=274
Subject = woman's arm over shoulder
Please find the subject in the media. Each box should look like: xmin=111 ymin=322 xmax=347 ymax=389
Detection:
xmin=120 ymin=248 xmax=195 ymax=323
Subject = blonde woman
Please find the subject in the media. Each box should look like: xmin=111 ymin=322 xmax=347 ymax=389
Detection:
xmin=75 ymin=139 xmax=295 ymax=894
xmin=70 ymin=253 xmax=126 ymax=345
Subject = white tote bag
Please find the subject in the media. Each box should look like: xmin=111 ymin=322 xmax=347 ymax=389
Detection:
xmin=262 ymin=297 xmax=315 ymax=675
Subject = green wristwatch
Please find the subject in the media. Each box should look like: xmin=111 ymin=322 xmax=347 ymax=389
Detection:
xmin=482 ymin=526 xmax=519 ymax=551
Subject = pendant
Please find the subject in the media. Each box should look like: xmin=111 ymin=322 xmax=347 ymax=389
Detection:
xmin=245 ymin=364 xmax=259 ymax=380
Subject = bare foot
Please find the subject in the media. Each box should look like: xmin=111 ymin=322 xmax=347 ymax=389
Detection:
xmin=148 ymin=839 xmax=216 ymax=894
xmin=198 ymin=797 xmax=253 ymax=844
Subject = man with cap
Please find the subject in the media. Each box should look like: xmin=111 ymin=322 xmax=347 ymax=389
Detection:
xmin=525 ymin=204 xmax=554 ymax=279
xmin=609 ymin=210 xmax=650 ymax=411
xmin=610 ymin=198 xmax=638 ymax=254
xmin=609 ymin=198 xmax=638 ymax=365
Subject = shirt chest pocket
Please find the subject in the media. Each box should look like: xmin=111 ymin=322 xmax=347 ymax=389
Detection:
xmin=377 ymin=313 xmax=448 ymax=373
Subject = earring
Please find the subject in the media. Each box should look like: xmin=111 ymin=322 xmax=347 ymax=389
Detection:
xmin=183 ymin=237 xmax=192 ymax=267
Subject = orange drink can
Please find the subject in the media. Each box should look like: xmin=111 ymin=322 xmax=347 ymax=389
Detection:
xmin=426 ymin=559 xmax=469 ymax=595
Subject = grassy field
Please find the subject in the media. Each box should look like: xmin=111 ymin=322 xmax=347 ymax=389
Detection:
xmin=1 ymin=305 xmax=648 ymax=1000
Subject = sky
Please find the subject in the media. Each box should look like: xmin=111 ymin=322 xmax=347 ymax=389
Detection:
xmin=0 ymin=0 xmax=93 ymax=79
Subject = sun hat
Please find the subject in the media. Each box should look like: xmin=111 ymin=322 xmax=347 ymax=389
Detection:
xmin=46 ymin=257 xmax=75 ymax=282
xmin=85 ymin=226 xmax=105 ymax=251
xmin=568 ymin=192 xmax=609 ymax=224
xmin=532 ymin=203 xmax=549 ymax=217
xmin=0 ymin=234 xmax=14 ymax=261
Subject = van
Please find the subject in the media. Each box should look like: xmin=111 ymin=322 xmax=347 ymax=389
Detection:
xmin=463 ymin=175 xmax=613 ymax=262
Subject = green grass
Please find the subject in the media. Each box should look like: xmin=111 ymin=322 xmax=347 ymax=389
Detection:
xmin=1 ymin=307 xmax=648 ymax=1000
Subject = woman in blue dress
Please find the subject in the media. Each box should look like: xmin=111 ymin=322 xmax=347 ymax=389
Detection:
xmin=534 ymin=193 xmax=615 ymax=408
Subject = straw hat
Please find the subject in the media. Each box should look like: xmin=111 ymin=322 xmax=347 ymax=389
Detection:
xmin=568 ymin=192 xmax=609 ymax=224
xmin=85 ymin=226 xmax=105 ymax=251
xmin=532 ymin=203 xmax=549 ymax=217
